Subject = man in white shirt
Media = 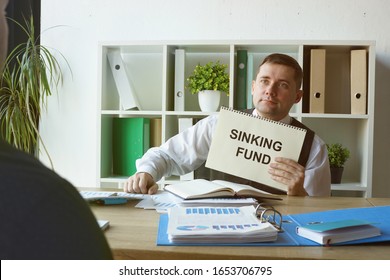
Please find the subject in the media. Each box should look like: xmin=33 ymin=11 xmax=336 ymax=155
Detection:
xmin=124 ymin=53 xmax=331 ymax=196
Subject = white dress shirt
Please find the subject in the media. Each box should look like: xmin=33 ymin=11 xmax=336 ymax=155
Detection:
xmin=136 ymin=112 xmax=331 ymax=196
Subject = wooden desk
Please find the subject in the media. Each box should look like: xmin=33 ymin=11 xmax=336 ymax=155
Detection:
xmin=90 ymin=195 xmax=390 ymax=260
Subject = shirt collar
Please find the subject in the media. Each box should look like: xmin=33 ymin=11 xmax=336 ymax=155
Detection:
xmin=252 ymin=110 xmax=292 ymax=125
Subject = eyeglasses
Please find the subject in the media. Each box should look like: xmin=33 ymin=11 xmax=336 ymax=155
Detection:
xmin=255 ymin=203 xmax=283 ymax=232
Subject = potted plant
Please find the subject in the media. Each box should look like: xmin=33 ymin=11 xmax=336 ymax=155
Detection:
xmin=326 ymin=143 xmax=350 ymax=184
xmin=186 ymin=61 xmax=229 ymax=112
xmin=0 ymin=15 xmax=68 ymax=168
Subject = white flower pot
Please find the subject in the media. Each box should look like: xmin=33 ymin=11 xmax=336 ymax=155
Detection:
xmin=198 ymin=90 xmax=221 ymax=112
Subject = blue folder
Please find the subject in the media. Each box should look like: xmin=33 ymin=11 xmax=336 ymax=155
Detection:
xmin=157 ymin=205 xmax=390 ymax=246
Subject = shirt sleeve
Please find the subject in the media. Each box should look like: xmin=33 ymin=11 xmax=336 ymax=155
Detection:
xmin=136 ymin=115 xmax=218 ymax=182
xmin=136 ymin=114 xmax=331 ymax=197
xmin=303 ymin=135 xmax=332 ymax=196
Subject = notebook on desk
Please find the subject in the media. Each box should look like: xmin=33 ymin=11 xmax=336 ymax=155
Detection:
xmin=157 ymin=205 xmax=390 ymax=246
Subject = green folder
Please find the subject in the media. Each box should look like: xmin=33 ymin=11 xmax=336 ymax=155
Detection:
xmin=112 ymin=117 xmax=150 ymax=176
xmin=235 ymin=50 xmax=247 ymax=110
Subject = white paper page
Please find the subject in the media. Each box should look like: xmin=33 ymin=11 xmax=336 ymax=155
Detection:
xmin=167 ymin=206 xmax=276 ymax=237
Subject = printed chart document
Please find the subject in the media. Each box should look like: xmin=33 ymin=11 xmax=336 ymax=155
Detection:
xmin=206 ymin=107 xmax=307 ymax=192
xmin=180 ymin=197 xmax=257 ymax=207
xmin=164 ymin=179 xmax=281 ymax=201
xmin=166 ymin=205 xmax=278 ymax=243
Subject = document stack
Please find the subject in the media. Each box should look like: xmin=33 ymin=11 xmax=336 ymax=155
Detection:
xmin=166 ymin=205 xmax=279 ymax=244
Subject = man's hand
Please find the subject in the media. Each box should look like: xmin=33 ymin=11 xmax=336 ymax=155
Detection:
xmin=124 ymin=172 xmax=158 ymax=195
xmin=268 ymin=157 xmax=307 ymax=196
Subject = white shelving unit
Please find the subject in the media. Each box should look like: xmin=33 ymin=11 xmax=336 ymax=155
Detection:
xmin=97 ymin=40 xmax=375 ymax=197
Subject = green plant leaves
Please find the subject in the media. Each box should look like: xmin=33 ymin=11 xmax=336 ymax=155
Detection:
xmin=326 ymin=143 xmax=350 ymax=168
xmin=0 ymin=15 xmax=68 ymax=167
xmin=186 ymin=61 xmax=229 ymax=95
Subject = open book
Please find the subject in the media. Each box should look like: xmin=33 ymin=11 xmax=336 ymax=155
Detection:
xmin=164 ymin=179 xmax=281 ymax=200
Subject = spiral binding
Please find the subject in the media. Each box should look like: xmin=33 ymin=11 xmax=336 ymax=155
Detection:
xmin=220 ymin=106 xmax=307 ymax=132
xmin=255 ymin=203 xmax=283 ymax=232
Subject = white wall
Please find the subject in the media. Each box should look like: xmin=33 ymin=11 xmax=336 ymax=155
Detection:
xmin=39 ymin=0 xmax=390 ymax=197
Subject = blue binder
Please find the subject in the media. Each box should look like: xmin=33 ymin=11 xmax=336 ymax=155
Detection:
xmin=157 ymin=205 xmax=390 ymax=246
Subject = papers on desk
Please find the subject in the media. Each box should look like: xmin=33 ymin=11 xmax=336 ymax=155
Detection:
xmin=158 ymin=205 xmax=390 ymax=247
xmin=135 ymin=192 xmax=182 ymax=212
xmin=80 ymin=188 xmax=257 ymax=212
xmin=135 ymin=192 xmax=258 ymax=213
xmin=80 ymin=190 xmax=147 ymax=201
xmin=167 ymin=206 xmax=278 ymax=244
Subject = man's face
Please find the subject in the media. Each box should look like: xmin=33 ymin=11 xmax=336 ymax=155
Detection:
xmin=251 ymin=62 xmax=302 ymax=121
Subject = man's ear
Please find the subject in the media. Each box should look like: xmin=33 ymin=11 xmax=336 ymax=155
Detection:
xmin=295 ymin=89 xmax=303 ymax=103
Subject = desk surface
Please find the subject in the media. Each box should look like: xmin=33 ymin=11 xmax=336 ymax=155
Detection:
xmin=90 ymin=194 xmax=390 ymax=260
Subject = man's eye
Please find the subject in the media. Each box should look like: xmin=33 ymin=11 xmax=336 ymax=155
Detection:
xmin=278 ymin=82 xmax=289 ymax=89
xmin=260 ymin=79 xmax=269 ymax=85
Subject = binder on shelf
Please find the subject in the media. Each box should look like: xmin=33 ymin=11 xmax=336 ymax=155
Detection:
xmin=112 ymin=117 xmax=150 ymax=176
xmin=150 ymin=118 xmax=162 ymax=147
xmin=350 ymin=49 xmax=367 ymax=114
xmin=246 ymin=53 xmax=254 ymax=109
xmin=309 ymin=49 xmax=326 ymax=113
xmin=107 ymin=50 xmax=141 ymax=110
xmin=235 ymin=50 xmax=247 ymax=110
xmin=174 ymin=49 xmax=186 ymax=111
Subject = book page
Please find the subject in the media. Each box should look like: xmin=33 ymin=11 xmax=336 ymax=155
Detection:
xmin=167 ymin=206 xmax=277 ymax=240
xmin=206 ymin=107 xmax=307 ymax=191
xmin=212 ymin=180 xmax=279 ymax=199
xmin=213 ymin=180 xmax=270 ymax=194
xmin=164 ymin=179 xmax=234 ymax=199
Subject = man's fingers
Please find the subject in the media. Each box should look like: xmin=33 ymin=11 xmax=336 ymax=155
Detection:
xmin=138 ymin=175 xmax=150 ymax=194
xmin=124 ymin=173 xmax=156 ymax=194
xmin=148 ymin=184 xmax=159 ymax=195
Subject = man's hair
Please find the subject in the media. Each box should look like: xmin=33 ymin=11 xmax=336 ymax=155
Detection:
xmin=258 ymin=53 xmax=303 ymax=90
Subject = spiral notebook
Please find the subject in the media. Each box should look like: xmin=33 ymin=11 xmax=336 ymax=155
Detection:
xmin=206 ymin=107 xmax=307 ymax=192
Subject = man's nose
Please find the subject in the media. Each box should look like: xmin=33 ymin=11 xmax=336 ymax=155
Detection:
xmin=265 ymin=82 xmax=277 ymax=96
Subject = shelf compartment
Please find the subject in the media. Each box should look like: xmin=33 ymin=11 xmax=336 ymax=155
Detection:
xmin=302 ymin=45 xmax=370 ymax=115
xmin=101 ymin=45 xmax=164 ymax=111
